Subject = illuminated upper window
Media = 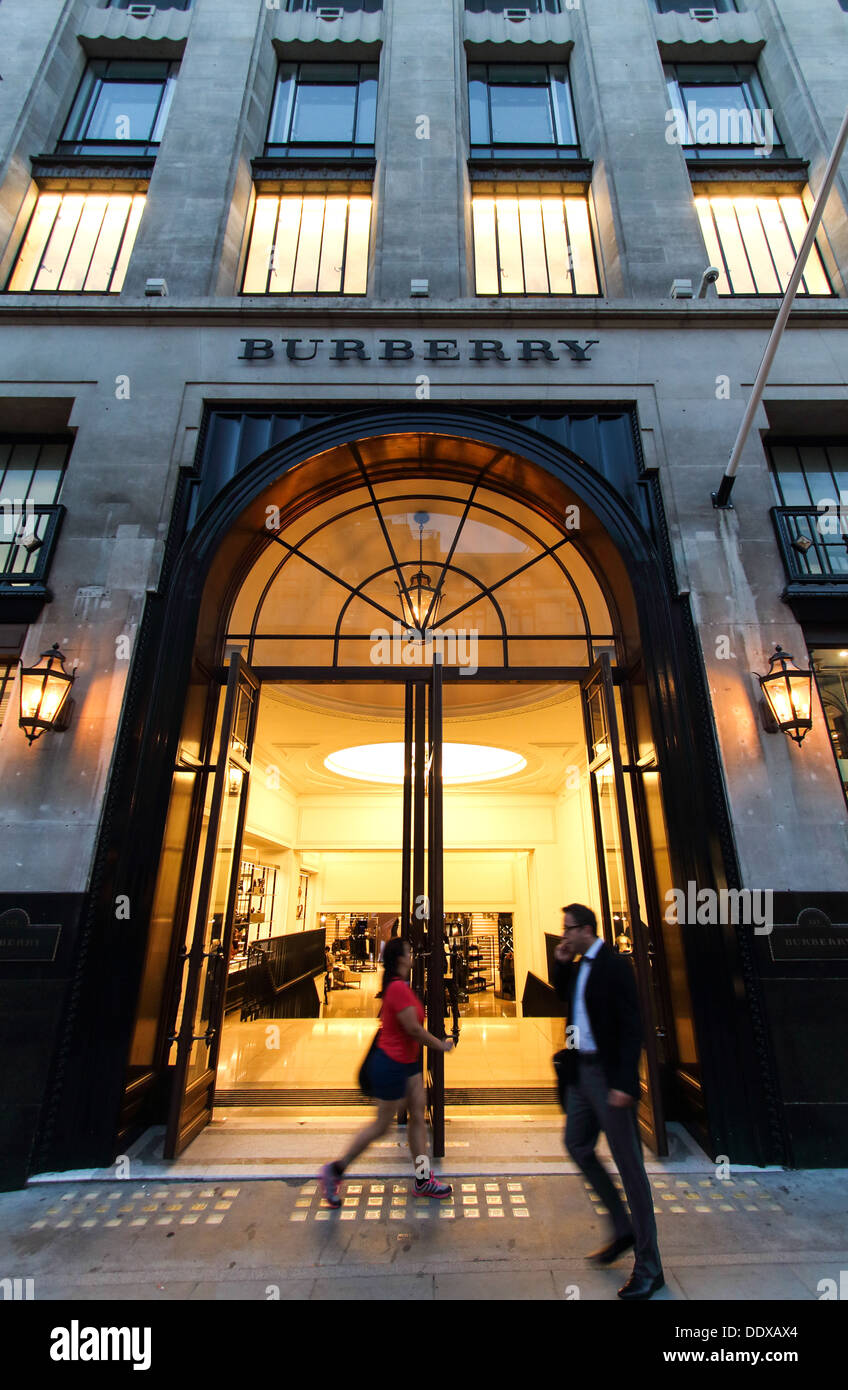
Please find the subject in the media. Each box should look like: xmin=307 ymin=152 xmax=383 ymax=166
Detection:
xmin=58 ymin=60 xmax=177 ymax=157
xmin=665 ymin=64 xmax=782 ymax=160
xmin=266 ymin=63 xmax=378 ymax=158
xmin=7 ymin=192 xmax=146 ymax=294
xmin=472 ymin=194 xmax=598 ymax=295
xmin=469 ymin=64 xmax=579 ymax=159
xmin=243 ymin=193 xmax=371 ymax=294
xmin=695 ymin=194 xmax=832 ymax=295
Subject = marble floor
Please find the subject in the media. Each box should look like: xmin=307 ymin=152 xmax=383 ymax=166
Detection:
xmin=217 ymin=1009 xmax=564 ymax=1090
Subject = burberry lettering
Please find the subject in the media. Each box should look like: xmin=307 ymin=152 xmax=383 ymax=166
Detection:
xmin=238 ymin=337 xmax=599 ymax=363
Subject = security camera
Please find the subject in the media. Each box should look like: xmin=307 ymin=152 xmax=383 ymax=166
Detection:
xmin=698 ymin=266 xmax=721 ymax=298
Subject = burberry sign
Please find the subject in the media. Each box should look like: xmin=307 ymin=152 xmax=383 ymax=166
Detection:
xmin=238 ymin=336 xmax=600 ymax=363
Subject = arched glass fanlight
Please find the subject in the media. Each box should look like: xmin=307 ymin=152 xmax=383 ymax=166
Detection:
xmin=395 ymin=511 xmax=444 ymax=632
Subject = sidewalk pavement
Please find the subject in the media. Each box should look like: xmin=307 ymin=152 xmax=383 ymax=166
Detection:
xmin=2 ymin=1117 xmax=846 ymax=1301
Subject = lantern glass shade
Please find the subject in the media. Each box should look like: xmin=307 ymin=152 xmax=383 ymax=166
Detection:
xmin=19 ymin=644 xmax=74 ymax=744
xmin=759 ymin=646 xmax=813 ymax=745
xmin=396 ymin=570 xmax=443 ymax=632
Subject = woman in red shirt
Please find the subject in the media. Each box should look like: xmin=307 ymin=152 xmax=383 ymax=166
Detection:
xmin=319 ymin=937 xmax=453 ymax=1205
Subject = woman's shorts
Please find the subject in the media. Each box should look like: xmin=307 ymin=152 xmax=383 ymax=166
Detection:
xmin=369 ymin=1048 xmax=421 ymax=1101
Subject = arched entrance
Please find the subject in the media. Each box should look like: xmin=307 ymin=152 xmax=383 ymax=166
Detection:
xmin=127 ymin=426 xmax=704 ymax=1160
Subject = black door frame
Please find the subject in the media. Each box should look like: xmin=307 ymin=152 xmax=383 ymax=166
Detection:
xmin=34 ymin=407 xmax=782 ymax=1174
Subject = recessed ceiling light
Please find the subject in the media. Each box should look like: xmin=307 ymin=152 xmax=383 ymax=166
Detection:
xmin=324 ymin=743 xmax=527 ymax=786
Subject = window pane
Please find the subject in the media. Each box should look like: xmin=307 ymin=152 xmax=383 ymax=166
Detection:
xmin=291 ymin=84 xmax=357 ymax=143
xmin=490 ymin=85 xmax=554 ymax=144
xmin=355 ymin=77 xmax=377 ymax=144
xmin=734 ymin=199 xmax=780 ymax=294
xmin=268 ymin=68 xmax=296 ymax=144
xmin=85 ymin=196 xmax=133 ymax=292
xmin=317 ymin=197 xmax=347 ymax=293
xmin=469 ymin=78 xmax=489 ymax=144
xmin=343 ymin=197 xmax=371 ymax=294
xmin=828 ymin=445 xmax=848 ymax=496
xmin=86 ymin=82 xmax=165 ymax=143
xmin=518 ymin=197 xmax=549 ymax=293
xmin=495 ymin=198 xmax=524 ymax=291
xmin=472 ymin=197 xmax=499 ymax=294
xmin=7 ymin=194 xmax=62 ymax=292
xmin=799 ymin=446 xmax=836 ymax=507
xmin=550 ymin=69 xmax=577 ymax=146
xmin=110 ymin=194 xmax=146 ymax=291
xmin=541 ymin=198 xmax=571 ymax=292
xmin=292 ymin=198 xmax=326 ymax=291
xmin=564 ymin=197 xmax=598 ymax=294
xmin=780 ymin=196 xmax=831 ymax=294
xmin=28 ymin=444 xmax=67 ymax=504
xmin=33 ymin=195 xmax=86 ymax=291
xmin=769 ymin=445 xmax=809 ymax=506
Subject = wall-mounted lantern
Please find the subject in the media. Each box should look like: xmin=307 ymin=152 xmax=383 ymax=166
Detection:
xmin=757 ymin=645 xmax=813 ymax=746
xmin=18 ymin=643 xmax=75 ymax=745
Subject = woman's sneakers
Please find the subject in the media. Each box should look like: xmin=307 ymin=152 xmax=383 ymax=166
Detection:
xmin=318 ymin=1162 xmax=343 ymax=1208
xmin=413 ymin=1175 xmax=453 ymax=1200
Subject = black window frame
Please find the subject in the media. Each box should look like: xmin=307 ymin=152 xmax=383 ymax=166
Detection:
xmin=57 ymin=58 xmax=179 ymax=157
xmin=265 ymin=62 xmax=379 ymax=159
xmin=665 ymin=62 xmax=784 ymax=160
xmin=106 ymin=1 xmax=193 ymax=11
xmin=768 ymin=440 xmax=848 ymax=509
xmin=468 ymin=62 xmax=580 ymax=160
xmin=654 ymin=0 xmax=737 ymax=13
xmin=465 ymin=1 xmax=562 ymax=13
xmin=285 ymin=1 xmax=383 ymax=11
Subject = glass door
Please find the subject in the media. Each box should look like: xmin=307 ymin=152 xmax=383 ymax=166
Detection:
xmin=164 ymin=655 xmax=259 ymax=1158
xmin=581 ymin=655 xmax=667 ymax=1154
xmin=399 ymin=666 xmax=447 ymax=1157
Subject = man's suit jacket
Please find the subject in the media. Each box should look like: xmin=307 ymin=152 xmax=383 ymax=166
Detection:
xmin=552 ymin=941 xmax=643 ymax=1099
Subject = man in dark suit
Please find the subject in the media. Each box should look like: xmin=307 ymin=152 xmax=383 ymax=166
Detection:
xmin=553 ymin=903 xmax=663 ymax=1301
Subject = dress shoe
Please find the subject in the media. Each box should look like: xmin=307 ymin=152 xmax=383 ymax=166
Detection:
xmin=617 ymin=1269 xmax=665 ymax=1301
xmin=587 ymin=1232 xmax=635 ymax=1265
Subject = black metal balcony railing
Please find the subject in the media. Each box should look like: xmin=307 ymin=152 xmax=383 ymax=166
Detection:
xmin=0 ymin=505 xmax=65 ymax=595
xmin=772 ymin=506 xmax=848 ymax=585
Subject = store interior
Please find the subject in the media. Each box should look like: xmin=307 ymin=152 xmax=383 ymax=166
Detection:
xmin=216 ymin=677 xmax=600 ymax=1095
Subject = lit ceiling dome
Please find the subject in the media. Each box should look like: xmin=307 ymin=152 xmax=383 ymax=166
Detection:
xmin=324 ymin=742 xmax=526 ymax=786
